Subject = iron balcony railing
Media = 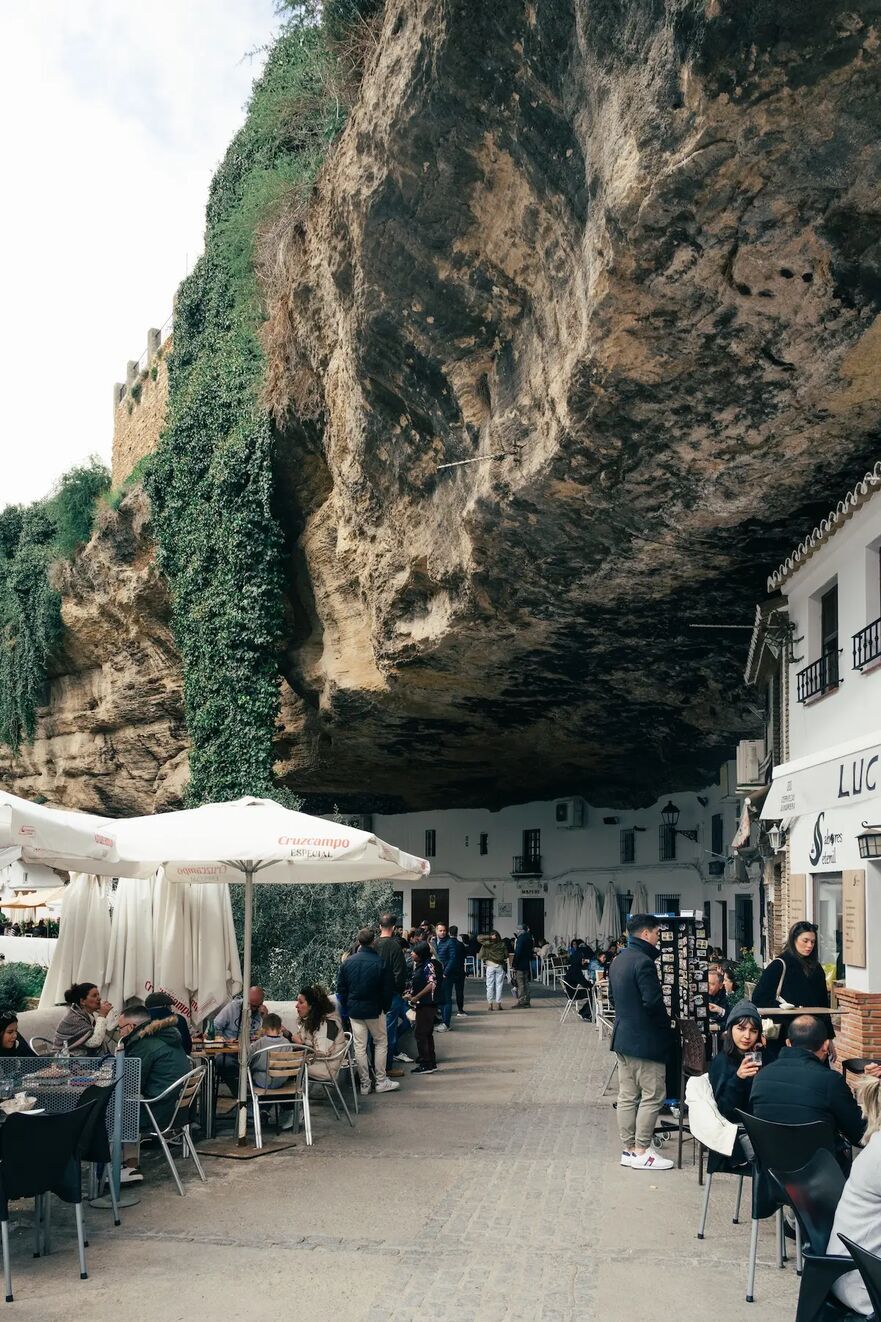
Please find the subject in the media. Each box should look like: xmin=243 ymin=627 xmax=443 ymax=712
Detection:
xmin=512 ymin=854 xmax=542 ymax=877
xmin=853 ymin=616 xmax=881 ymax=672
xmin=796 ymin=649 xmax=840 ymax=703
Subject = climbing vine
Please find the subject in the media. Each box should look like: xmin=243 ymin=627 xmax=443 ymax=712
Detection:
xmin=0 ymin=458 xmax=110 ymax=751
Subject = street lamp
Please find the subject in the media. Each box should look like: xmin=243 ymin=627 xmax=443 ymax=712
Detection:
xmin=857 ymin=823 xmax=881 ymax=860
xmin=660 ymin=801 xmax=699 ymax=842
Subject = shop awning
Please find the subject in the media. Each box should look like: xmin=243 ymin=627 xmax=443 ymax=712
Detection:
xmin=761 ymin=728 xmax=881 ymax=821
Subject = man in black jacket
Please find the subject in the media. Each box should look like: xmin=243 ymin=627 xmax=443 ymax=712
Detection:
xmin=376 ymin=912 xmax=410 ymax=1074
xmin=512 ymin=925 xmax=535 ymax=1007
xmin=609 ymin=913 xmax=675 ymax=1171
xmin=750 ymin=1014 xmax=868 ymax=1153
xmin=336 ymin=929 xmax=399 ymax=1096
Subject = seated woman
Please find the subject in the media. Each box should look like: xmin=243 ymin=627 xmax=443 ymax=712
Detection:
xmin=827 ymin=1076 xmax=881 ymax=1318
xmin=563 ymin=942 xmax=593 ymax=1021
xmin=0 ymin=1012 xmax=36 ymax=1058
xmin=708 ymin=1000 xmax=764 ymax=1165
xmin=291 ymin=985 xmax=342 ymax=1061
xmin=54 ymin=982 xmax=118 ymax=1056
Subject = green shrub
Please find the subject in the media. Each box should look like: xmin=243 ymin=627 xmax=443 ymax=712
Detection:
xmin=49 ymin=457 xmax=111 ymax=559
xmin=0 ymin=962 xmax=48 ymax=1013
xmin=130 ymin=380 xmax=143 ymax=404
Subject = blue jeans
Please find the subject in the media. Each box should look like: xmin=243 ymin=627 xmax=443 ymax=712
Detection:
xmin=385 ymin=994 xmax=410 ymax=1070
xmin=441 ymin=975 xmax=455 ymax=1028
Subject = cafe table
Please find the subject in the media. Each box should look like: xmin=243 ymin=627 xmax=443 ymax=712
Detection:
xmin=190 ymin=1043 xmax=240 ymax=1139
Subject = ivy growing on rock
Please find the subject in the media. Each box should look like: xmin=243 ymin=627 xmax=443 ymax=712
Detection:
xmin=146 ymin=10 xmax=387 ymax=992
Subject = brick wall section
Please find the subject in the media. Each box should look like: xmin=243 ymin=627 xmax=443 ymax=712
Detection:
xmin=111 ymin=340 xmax=171 ymax=487
xmin=833 ymin=986 xmax=881 ymax=1072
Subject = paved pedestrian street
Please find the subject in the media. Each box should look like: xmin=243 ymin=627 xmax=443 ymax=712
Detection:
xmin=7 ymin=987 xmax=793 ymax=1321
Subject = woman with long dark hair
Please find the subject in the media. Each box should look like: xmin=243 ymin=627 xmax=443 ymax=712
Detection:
xmin=708 ymin=1002 xmax=763 ymax=1135
xmin=0 ymin=1013 xmax=36 ymax=1059
xmin=53 ymin=982 xmax=118 ymax=1056
xmin=752 ymin=921 xmax=832 ymax=1057
xmin=292 ymin=985 xmax=340 ymax=1058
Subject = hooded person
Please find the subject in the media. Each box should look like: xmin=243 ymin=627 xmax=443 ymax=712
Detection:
xmin=708 ymin=1000 xmax=764 ymax=1166
xmin=144 ymin=991 xmax=193 ymax=1054
xmin=118 ymin=1004 xmax=191 ymax=1130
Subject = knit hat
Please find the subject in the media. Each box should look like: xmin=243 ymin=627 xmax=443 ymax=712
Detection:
xmin=726 ymin=999 xmax=762 ymax=1027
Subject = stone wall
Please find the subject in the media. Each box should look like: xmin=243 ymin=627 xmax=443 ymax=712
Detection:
xmin=111 ymin=333 xmax=171 ymax=488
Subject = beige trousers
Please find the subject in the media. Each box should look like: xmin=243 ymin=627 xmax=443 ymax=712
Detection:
xmin=350 ymin=1016 xmax=388 ymax=1088
xmin=615 ymin=1052 xmax=667 ymax=1150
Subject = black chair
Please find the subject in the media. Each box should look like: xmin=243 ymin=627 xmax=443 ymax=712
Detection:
xmin=768 ymin=1150 xmax=849 ymax=1322
xmin=736 ymin=1112 xmax=836 ymax=1304
xmin=0 ymin=1103 xmax=98 ymax=1303
xmin=77 ymin=1080 xmax=123 ymax=1227
xmin=677 ymin=1021 xmax=706 ymax=1168
xmin=838 ymin=1234 xmax=881 ymax=1317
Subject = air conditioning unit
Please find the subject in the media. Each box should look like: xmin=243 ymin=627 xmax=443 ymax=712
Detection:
xmin=736 ymin=739 xmax=766 ymax=789
xmin=337 ymin=814 xmax=374 ymax=832
xmin=554 ymin=798 xmax=586 ymax=829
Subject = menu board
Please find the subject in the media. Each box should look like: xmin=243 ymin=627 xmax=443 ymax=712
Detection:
xmin=843 ymin=869 xmax=867 ymax=969
xmin=656 ymin=911 xmax=710 ymax=1044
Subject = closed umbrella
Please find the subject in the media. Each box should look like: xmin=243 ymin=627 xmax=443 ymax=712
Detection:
xmin=105 ymin=877 xmax=156 ymax=1011
xmin=598 ymin=881 xmax=618 ymax=948
xmin=578 ymin=884 xmax=601 ymax=950
xmin=632 ymin=881 xmax=650 ymax=918
xmin=93 ymin=796 xmax=428 ymax=1142
xmin=151 ymin=868 xmax=192 ymax=1019
xmin=186 ymin=883 xmax=242 ymax=1023
xmin=39 ymin=873 xmax=112 ymax=1009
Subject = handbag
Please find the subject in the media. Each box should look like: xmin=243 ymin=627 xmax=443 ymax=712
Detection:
xmin=761 ymin=958 xmax=793 ymax=1040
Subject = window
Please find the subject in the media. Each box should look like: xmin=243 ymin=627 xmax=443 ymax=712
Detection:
xmin=655 ymin=893 xmax=680 ymax=914
xmin=468 ymin=897 xmax=494 ymax=934
xmin=821 ymin=584 xmax=839 ymax=685
xmin=711 ymin=813 xmax=724 ymax=858
xmin=617 ymin=891 xmax=634 ymax=931
xmin=522 ymin=829 xmax=540 ymax=863
xmin=479 ymin=833 xmax=488 ymax=855
xmin=620 ymin=829 xmax=635 ymax=864
xmin=424 ymin=829 xmax=436 ymax=858
xmin=813 ymin=873 xmax=843 ymax=981
xmin=659 ymin=824 xmax=677 ymax=861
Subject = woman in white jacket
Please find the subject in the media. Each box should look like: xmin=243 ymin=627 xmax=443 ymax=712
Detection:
xmin=827 ymin=1075 xmax=881 ymax=1316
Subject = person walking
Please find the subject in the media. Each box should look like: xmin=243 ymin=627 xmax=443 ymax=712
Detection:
xmin=479 ymin=930 xmax=509 ymax=1010
xmin=336 ymin=928 xmax=399 ymax=1096
xmin=435 ymin=922 xmax=459 ymax=1031
xmin=407 ymin=941 xmax=440 ymax=1074
xmin=449 ymin=925 xmax=469 ymax=1016
xmin=609 ymin=914 xmax=675 ymax=1171
xmin=376 ymin=911 xmax=409 ymax=1075
xmin=512 ymin=924 xmax=535 ymax=1007
xmin=751 ymin=920 xmax=833 ymax=1058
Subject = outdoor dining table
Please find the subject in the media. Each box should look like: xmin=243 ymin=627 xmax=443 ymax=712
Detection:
xmin=190 ymin=1044 xmax=240 ymax=1139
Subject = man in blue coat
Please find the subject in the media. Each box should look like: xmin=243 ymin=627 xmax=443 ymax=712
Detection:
xmin=435 ymin=922 xmax=460 ymax=1031
xmin=609 ymin=913 xmax=675 ymax=1171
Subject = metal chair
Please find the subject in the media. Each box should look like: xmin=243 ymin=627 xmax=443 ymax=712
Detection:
xmin=594 ymin=982 xmax=615 ymax=1042
xmin=0 ymin=1103 xmax=99 ymax=1302
xmin=139 ymin=1066 xmax=206 ymax=1195
xmin=768 ymin=1149 xmax=848 ymax=1322
xmin=27 ymin=1037 xmax=55 ymax=1057
xmin=737 ymin=1112 xmax=837 ymax=1304
xmin=838 ymin=1234 xmax=881 ymax=1318
xmin=676 ymin=1021 xmax=707 ymax=1168
xmin=247 ymin=1046 xmax=310 ymax=1149
xmin=560 ymin=980 xmax=591 ymax=1025
xmin=304 ymin=1033 xmax=355 ymax=1127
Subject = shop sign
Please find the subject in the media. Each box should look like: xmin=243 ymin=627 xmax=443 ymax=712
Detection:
xmin=763 ymin=730 xmax=881 ymax=820
xmin=843 ymin=869 xmax=867 ymax=968
xmin=807 ymin=812 xmax=843 ymax=868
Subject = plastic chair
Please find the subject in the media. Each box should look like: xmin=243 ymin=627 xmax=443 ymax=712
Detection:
xmin=560 ymin=980 xmax=591 ymax=1025
xmin=838 ymin=1234 xmax=881 ymax=1317
xmin=76 ymin=1080 xmax=123 ymax=1227
xmin=594 ymin=982 xmax=615 ymax=1042
xmin=0 ymin=1103 xmax=98 ymax=1303
xmin=737 ymin=1112 xmax=836 ymax=1304
xmin=305 ymin=1033 xmax=355 ymax=1127
xmin=768 ymin=1149 xmax=849 ymax=1322
xmin=247 ymin=1046 xmax=310 ymax=1149
xmin=139 ymin=1066 xmax=206 ymax=1195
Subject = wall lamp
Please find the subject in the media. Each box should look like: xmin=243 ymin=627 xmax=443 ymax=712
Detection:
xmin=857 ymin=823 xmax=881 ymax=860
xmin=766 ymin=822 xmax=787 ymax=853
xmin=660 ymin=801 xmax=699 ymax=842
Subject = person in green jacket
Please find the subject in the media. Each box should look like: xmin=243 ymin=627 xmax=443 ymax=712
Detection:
xmin=119 ymin=1005 xmax=192 ymax=1130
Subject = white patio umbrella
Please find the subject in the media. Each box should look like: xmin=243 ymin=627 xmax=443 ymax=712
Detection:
xmin=39 ymin=873 xmax=112 ymax=1009
xmin=578 ymin=884 xmax=601 ymax=949
xmin=93 ymin=796 xmax=428 ymax=1141
xmin=105 ymin=877 xmax=156 ymax=1011
xmin=186 ymin=883 xmax=243 ymax=1022
xmin=0 ymin=790 xmax=117 ymax=872
xmin=151 ymin=868 xmax=193 ymax=1018
xmin=632 ymin=882 xmax=650 ymax=918
xmin=598 ymin=881 xmax=619 ymax=947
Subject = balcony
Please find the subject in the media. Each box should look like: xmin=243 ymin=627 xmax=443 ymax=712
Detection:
xmin=512 ymin=854 xmax=542 ymax=877
xmin=853 ymin=616 xmax=881 ymax=672
xmin=796 ymin=650 xmax=840 ymax=703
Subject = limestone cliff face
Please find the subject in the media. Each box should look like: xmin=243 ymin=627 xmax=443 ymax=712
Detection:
xmin=264 ymin=0 xmax=881 ymax=807
xmin=0 ymin=490 xmax=187 ymax=814
xmin=6 ymin=0 xmax=881 ymax=814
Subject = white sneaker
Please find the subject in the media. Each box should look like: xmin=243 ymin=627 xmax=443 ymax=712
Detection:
xmin=620 ymin=1151 xmax=635 ymax=1167
xmin=436 ymin=1024 xmax=449 ymax=1032
xmin=374 ymin=1078 xmax=400 ymax=1093
xmin=119 ymin=1167 xmax=144 ymax=1184
xmin=360 ymin=1084 xmax=371 ymax=1096
xmin=630 ymin=1150 xmax=674 ymax=1171
xmin=394 ymin=1053 xmax=414 ymax=1063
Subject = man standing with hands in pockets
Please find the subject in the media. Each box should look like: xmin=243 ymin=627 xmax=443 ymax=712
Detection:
xmin=610 ymin=913 xmax=675 ymax=1171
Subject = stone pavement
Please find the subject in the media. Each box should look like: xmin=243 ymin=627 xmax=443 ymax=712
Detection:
xmin=6 ymin=985 xmax=797 ymax=1321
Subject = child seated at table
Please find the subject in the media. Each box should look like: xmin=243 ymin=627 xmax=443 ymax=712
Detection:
xmin=248 ymin=1015 xmax=293 ymax=1090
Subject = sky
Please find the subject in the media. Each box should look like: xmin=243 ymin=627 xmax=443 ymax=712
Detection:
xmin=0 ymin=1 xmax=283 ymax=507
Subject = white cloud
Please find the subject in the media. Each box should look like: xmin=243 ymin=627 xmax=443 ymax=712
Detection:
xmin=0 ymin=0 xmax=281 ymax=507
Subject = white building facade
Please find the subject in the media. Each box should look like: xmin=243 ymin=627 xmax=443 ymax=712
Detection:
xmin=762 ymin=462 xmax=881 ymax=1062
xmin=370 ymin=774 xmax=760 ymax=959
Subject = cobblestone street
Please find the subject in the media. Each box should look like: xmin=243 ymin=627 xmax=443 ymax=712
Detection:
xmin=7 ymin=985 xmax=794 ymax=1321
